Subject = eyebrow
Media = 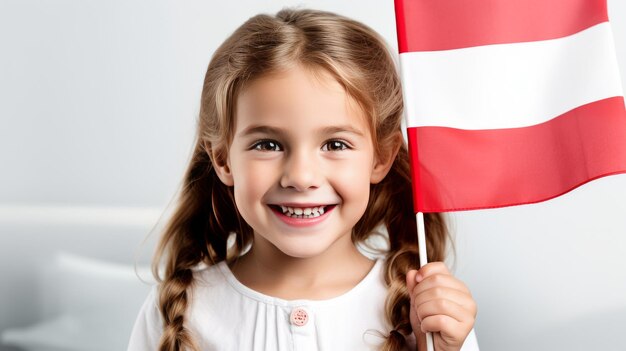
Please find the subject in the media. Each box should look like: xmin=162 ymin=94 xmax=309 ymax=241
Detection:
xmin=237 ymin=124 xmax=365 ymax=137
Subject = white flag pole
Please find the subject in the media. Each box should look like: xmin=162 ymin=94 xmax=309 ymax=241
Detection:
xmin=416 ymin=212 xmax=435 ymax=351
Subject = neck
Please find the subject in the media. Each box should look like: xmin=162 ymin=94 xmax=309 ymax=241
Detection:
xmin=229 ymin=233 xmax=375 ymax=300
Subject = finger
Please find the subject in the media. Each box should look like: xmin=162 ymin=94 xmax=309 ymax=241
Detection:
xmin=412 ymin=273 xmax=472 ymax=297
xmin=412 ymin=286 xmax=477 ymax=316
xmin=420 ymin=314 xmax=470 ymax=342
xmin=415 ymin=298 xmax=474 ymax=325
xmin=415 ymin=262 xmax=451 ymax=283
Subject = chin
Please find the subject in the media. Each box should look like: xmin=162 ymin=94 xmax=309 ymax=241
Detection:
xmin=272 ymin=239 xmax=334 ymax=259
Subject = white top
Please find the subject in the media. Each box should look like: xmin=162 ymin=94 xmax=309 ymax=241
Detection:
xmin=128 ymin=259 xmax=479 ymax=350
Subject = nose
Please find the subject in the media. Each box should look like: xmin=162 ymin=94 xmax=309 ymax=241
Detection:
xmin=280 ymin=149 xmax=320 ymax=191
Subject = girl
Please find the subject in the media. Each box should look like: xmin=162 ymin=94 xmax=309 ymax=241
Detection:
xmin=129 ymin=8 xmax=478 ymax=351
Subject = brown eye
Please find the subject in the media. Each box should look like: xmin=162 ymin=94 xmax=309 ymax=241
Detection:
xmin=322 ymin=140 xmax=349 ymax=151
xmin=252 ymin=140 xmax=282 ymax=151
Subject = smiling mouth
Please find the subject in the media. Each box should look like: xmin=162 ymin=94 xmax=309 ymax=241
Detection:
xmin=268 ymin=204 xmax=337 ymax=219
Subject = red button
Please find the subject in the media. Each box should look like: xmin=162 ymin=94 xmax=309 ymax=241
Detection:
xmin=290 ymin=307 xmax=308 ymax=326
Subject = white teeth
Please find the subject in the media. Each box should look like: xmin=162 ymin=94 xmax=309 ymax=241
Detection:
xmin=279 ymin=205 xmax=328 ymax=218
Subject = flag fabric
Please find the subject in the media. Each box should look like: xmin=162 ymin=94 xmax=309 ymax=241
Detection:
xmin=394 ymin=0 xmax=626 ymax=213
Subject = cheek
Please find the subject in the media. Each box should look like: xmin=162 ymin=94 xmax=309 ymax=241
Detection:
xmin=330 ymin=158 xmax=373 ymax=210
xmin=231 ymin=160 xmax=277 ymax=209
xmin=338 ymin=177 xmax=371 ymax=213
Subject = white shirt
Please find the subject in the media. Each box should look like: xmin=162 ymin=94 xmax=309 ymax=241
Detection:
xmin=128 ymin=259 xmax=479 ymax=350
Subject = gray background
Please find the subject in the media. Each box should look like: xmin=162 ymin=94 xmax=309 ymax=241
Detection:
xmin=1 ymin=1 xmax=625 ymax=350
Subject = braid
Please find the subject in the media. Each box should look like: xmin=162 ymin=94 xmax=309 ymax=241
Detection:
xmin=158 ymin=268 xmax=197 ymax=351
xmin=152 ymin=143 xmax=253 ymax=351
xmin=381 ymin=212 xmax=446 ymax=351
xmin=355 ymin=144 xmax=448 ymax=350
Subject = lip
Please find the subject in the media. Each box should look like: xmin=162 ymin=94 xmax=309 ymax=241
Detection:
xmin=268 ymin=204 xmax=336 ymax=228
xmin=272 ymin=203 xmax=332 ymax=208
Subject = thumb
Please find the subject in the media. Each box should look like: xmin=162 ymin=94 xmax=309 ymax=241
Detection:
xmin=407 ymin=269 xmax=428 ymax=350
xmin=406 ymin=269 xmax=418 ymax=298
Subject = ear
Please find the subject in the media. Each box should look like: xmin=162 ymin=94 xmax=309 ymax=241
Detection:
xmin=206 ymin=141 xmax=234 ymax=186
xmin=370 ymin=132 xmax=402 ymax=184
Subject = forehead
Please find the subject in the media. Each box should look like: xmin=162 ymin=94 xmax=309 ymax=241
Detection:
xmin=234 ymin=66 xmax=370 ymax=136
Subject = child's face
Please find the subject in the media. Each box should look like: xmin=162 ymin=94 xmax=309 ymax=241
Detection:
xmin=215 ymin=66 xmax=391 ymax=260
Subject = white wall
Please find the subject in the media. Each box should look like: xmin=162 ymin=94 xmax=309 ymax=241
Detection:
xmin=1 ymin=1 xmax=625 ymax=350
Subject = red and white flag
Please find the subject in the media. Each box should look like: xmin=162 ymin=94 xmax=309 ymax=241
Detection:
xmin=395 ymin=0 xmax=626 ymax=213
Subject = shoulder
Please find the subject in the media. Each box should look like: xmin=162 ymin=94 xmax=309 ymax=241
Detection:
xmin=190 ymin=260 xmax=242 ymax=301
xmin=127 ymin=262 xmax=234 ymax=351
xmin=191 ymin=260 xmax=229 ymax=287
xmin=127 ymin=285 xmax=162 ymax=351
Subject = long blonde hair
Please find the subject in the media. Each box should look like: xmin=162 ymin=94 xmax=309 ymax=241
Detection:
xmin=152 ymin=8 xmax=448 ymax=351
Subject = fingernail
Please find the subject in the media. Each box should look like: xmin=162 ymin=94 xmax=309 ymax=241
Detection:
xmin=415 ymin=272 xmax=423 ymax=283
